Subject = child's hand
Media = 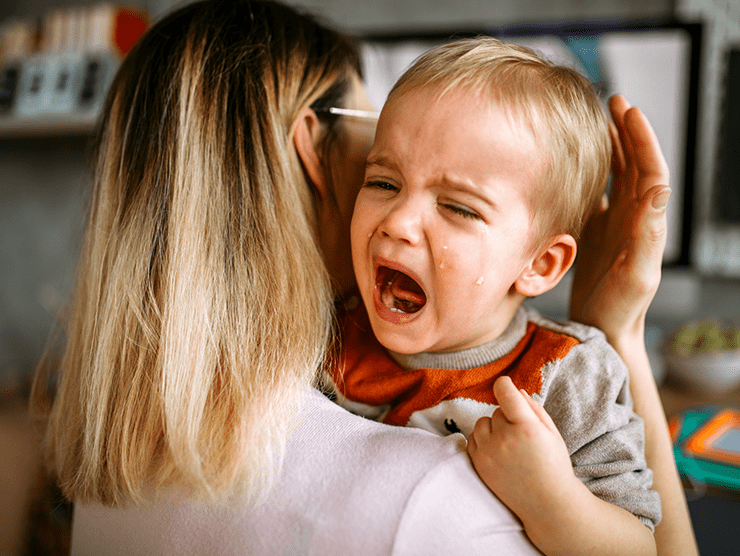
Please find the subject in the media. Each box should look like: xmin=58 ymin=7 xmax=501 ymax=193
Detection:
xmin=569 ymin=94 xmax=670 ymax=345
xmin=467 ymin=376 xmax=580 ymax=523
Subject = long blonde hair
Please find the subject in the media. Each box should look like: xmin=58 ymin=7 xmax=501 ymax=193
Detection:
xmin=390 ymin=37 xmax=611 ymax=242
xmin=31 ymin=0 xmax=362 ymax=506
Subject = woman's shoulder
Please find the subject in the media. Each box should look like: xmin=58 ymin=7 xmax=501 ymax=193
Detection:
xmin=296 ymin=389 xmax=541 ymax=555
xmin=303 ymin=386 xmax=467 ymax=457
xmin=72 ymin=389 xmax=540 ymax=556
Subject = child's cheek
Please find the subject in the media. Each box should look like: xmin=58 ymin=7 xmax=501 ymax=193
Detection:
xmin=437 ymin=244 xmax=450 ymax=270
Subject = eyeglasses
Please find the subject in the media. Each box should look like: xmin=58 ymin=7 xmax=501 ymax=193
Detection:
xmin=312 ymin=106 xmax=379 ymax=121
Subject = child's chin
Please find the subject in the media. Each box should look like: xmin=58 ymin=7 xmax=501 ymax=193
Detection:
xmin=373 ymin=328 xmax=428 ymax=355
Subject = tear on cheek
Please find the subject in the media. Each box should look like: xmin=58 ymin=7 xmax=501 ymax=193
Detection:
xmin=376 ymin=266 xmax=426 ymax=313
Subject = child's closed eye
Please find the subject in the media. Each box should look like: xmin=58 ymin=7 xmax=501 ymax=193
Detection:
xmin=439 ymin=201 xmax=481 ymax=220
xmin=363 ymin=180 xmax=399 ymax=193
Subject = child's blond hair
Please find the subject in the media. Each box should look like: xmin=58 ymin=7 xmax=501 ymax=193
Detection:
xmin=390 ymin=37 xmax=611 ymax=243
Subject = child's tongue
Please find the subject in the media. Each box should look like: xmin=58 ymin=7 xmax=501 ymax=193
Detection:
xmin=378 ymin=267 xmax=426 ymax=313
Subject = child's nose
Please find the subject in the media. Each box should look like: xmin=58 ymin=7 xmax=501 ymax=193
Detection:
xmin=378 ymin=197 xmax=423 ymax=246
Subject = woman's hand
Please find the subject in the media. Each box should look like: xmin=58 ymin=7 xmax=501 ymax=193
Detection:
xmin=569 ymin=94 xmax=670 ymax=345
xmin=570 ymin=96 xmax=699 ymax=556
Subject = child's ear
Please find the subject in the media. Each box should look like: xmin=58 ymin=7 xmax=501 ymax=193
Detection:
xmin=514 ymin=234 xmax=577 ymax=297
xmin=293 ymin=108 xmax=328 ymax=197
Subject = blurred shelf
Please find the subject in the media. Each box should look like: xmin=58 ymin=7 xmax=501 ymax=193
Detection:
xmin=659 ymin=377 xmax=740 ymax=418
xmin=0 ymin=114 xmax=98 ymax=138
xmin=0 ymin=394 xmax=41 ymax=556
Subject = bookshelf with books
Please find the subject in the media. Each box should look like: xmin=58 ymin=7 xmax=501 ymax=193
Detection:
xmin=0 ymin=3 xmax=149 ymax=137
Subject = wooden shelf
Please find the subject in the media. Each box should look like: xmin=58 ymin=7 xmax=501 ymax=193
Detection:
xmin=0 ymin=394 xmax=41 ymax=555
xmin=659 ymin=377 xmax=740 ymax=418
xmin=0 ymin=113 xmax=98 ymax=138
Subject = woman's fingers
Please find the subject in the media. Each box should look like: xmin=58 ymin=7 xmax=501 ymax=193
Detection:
xmin=609 ymin=95 xmax=637 ymax=196
xmin=610 ymin=94 xmax=670 ymax=199
xmin=609 ymin=121 xmax=626 ymax=178
xmin=624 ymin=106 xmax=670 ymax=196
xmin=650 ymin=185 xmax=672 ymax=212
xmin=632 ymin=184 xmax=671 ymax=291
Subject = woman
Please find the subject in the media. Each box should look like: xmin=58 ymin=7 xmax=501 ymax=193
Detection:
xmin=31 ymin=1 xmax=696 ymax=554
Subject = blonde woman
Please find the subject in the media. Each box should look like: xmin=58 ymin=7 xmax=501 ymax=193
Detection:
xmin=31 ymin=1 xmax=695 ymax=554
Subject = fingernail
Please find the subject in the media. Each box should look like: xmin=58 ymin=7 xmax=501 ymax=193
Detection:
xmin=652 ymin=188 xmax=671 ymax=210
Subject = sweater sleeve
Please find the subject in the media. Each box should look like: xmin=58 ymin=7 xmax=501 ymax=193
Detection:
xmin=535 ymin=328 xmax=662 ymax=531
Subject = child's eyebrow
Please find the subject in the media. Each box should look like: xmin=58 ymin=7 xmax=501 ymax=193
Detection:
xmin=441 ymin=176 xmax=500 ymax=210
xmin=365 ymin=155 xmax=399 ymax=173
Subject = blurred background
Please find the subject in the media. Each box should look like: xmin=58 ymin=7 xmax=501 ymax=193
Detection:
xmin=0 ymin=0 xmax=738 ymax=554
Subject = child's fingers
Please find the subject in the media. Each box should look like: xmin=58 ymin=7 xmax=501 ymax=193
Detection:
xmin=467 ymin=415 xmax=492 ymax=455
xmin=521 ymin=390 xmax=558 ymax=435
xmin=467 ymin=428 xmax=478 ymax=454
xmin=493 ymin=376 xmax=536 ymax=425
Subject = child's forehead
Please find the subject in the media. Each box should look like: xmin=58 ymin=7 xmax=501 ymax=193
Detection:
xmin=375 ymin=84 xmax=549 ymax=193
xmin=386 ymin=83 xmax=546 ymax=145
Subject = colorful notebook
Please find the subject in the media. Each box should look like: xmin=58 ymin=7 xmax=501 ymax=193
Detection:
xmin=670 ymin=406 xmax=740 ymax=492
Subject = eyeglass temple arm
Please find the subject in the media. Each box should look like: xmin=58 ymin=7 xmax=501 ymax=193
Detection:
xmin=315 ymin=107 xmax=380 ymax=120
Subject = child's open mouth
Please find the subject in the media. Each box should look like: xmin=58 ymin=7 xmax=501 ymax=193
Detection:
xmin=376 ymin=266 xmax=426 ymax=314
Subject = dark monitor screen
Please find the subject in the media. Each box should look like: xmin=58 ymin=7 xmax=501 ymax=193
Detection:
xmin=716 ymin=46 xmax=740 ymax=225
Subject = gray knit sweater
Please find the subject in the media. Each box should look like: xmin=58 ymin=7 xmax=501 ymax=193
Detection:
xmin=334 ymin=304 xmax=662 ymax=531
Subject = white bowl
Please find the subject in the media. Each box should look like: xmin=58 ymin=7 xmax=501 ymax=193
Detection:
xmin=662 ymin=319 xmax=740 ymax=393
xmin=663 ymin=349 xmax=740 ymax=393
